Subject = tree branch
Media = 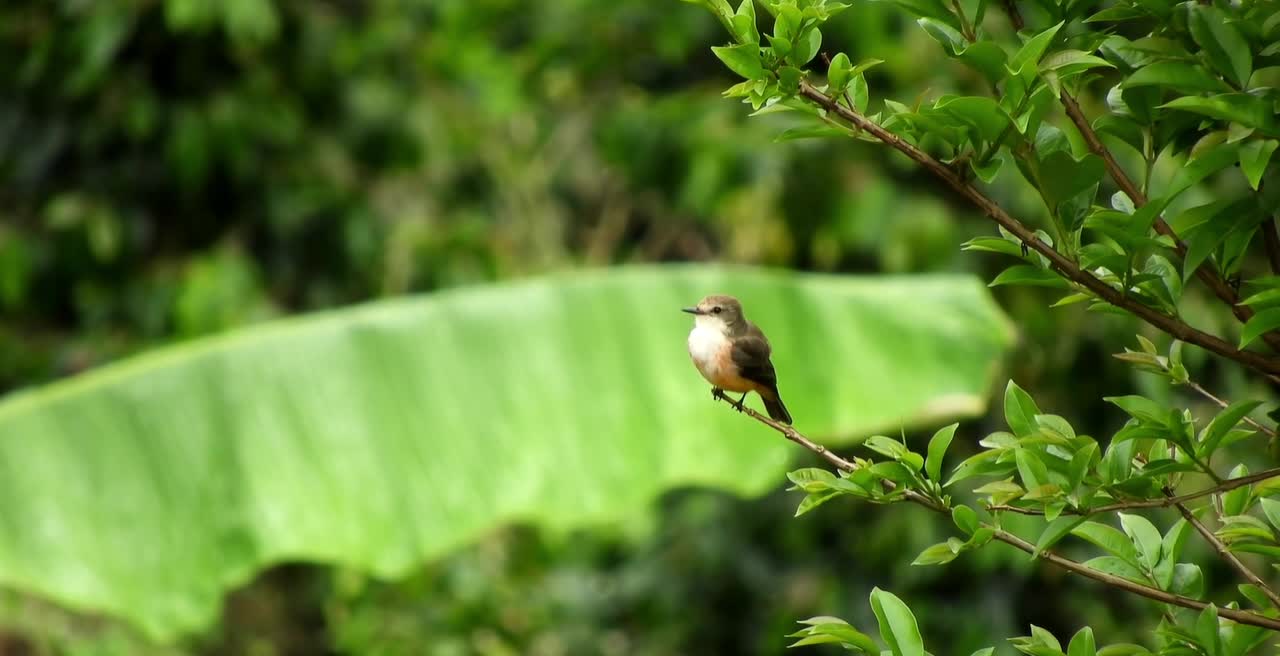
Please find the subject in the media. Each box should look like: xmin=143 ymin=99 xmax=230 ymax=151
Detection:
xmin=1057 ymin=91 xmax=1280 ymax=353
xmin=712 ymin=393 xmax=1280 ymax=631
xmin=987 ymin=468 xmax=1280 ymax=516
xmin=796 ymin=81 xmax=1280 ymax=377
xmin=1167 ymin=489 xmax=1280 ymax=609
xmin=1182 ymin=380 xmax=1277 ymax=437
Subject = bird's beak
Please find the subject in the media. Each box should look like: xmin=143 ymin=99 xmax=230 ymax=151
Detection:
xmin=681 ymin=307 xmax=703 ymax=315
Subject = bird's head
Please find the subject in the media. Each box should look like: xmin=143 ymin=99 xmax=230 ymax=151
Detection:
xmin=682 ymin=294 xmax=745 ymax=333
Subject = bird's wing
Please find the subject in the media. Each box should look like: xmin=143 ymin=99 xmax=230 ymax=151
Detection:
xmin=731 ymin=335 xmax=778 ymax=389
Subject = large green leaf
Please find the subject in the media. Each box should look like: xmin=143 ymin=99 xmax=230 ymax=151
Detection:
xmin=0 ymin=265 xmax=1012 ymax=640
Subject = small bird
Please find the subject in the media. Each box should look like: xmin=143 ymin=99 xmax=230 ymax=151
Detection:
xmin=683 ymin=294 xmax=792 ymax=424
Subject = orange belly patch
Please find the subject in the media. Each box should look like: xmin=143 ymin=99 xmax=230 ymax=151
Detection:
xmin=689 ymin=333 xmax=760 ymax=394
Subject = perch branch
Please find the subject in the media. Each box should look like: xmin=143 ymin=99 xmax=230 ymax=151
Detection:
xmin=712 ymin=394 xmax=1280 ymax=631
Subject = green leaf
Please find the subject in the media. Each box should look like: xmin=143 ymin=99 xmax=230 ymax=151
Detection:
xmin=1118 ymin=513 xmax=1162 ymax=570
xmin=1015 ymin=449 xmax=1051 ymax=490
xmin=1105 ymin=395 xmax=1168 ymax=424
xmin=1068 ymin=627 xmax=1097 ymax=656
xmin=1161 ymin=95 xmax=1276 ymax=134
xmin=1038 ymin=151 xmax=1106 ymax=209
xmin=1005 ymin=380 xmax=1042 ymax=437
xmin=1040 ymin=50 xmax=1114 ymax=78
xmin=828 ymin=52 xmax=854 ymax=93
xmin=1239 ymin=139 xmax=1279 ymax=190
xmin=1195 ymin=604 xmax=1222 ymax=656
xmin=1072 ymin=521 xmax=1140 ymax=562
xmin=870 ymin=588 xmax=926 ymax=656
xmin=1240 ymin=308 xmax=1280 ymax=348
xmin=912 ymin=541 xmax=962 ymax=565
xmin=732 ymin=0 xmax=758 ymax=44
xmin=926 ymin=423 xmax=958 ymax=482
xmin=952 ymin=504 xmax=979 ymax=535
xmin=1198 ymin=400 xmax=1262 ymax=458
xmin=712 ymin=43 xmax=763 ymax=79
xmin=790 ymin=26 xmax=822 ymax=67
xmin=0 ymin=266 xmax=1015 ymax=640
xmin=1124 ymin=62 xmax=1231 ymax=94
xmin=1083 ymin=556 xmax=1148 ymax=583
xmin=775 ymin=126 xmax=850 ymax=142
xmin=1260 ymin=498 xmax=1280 ymax=533
xmin=1165 ymin=143 xmax=1243 ymax=211
xmin=1187 ymin=5 xmax=1252 ymax=88
xmin=990 ymin=265 xmax=1069 ymax=288
xmin=1009 ymin=21 xmax=1065 ymax=79
xmin=936 ymin=95 xmax=1012 ymax=142
xmin=1036 ymin=516 xmax=1088 ymax=556
xmin=1222 ymin=464 xmax=1252 ymax=516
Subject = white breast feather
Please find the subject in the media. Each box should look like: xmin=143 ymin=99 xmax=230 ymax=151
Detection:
xmin=687 ymin=325 xmax=727 ymax=382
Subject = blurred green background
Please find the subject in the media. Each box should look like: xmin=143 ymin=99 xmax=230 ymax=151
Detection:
xmin=0 ymin=0 xmax=1250 ymax=654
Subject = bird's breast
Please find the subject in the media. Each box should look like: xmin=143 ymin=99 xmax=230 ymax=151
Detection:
xmin=688 ymin=326 xmax=751 ymax=391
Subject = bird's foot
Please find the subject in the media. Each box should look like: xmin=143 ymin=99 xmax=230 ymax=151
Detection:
xmin=736 ymin=393 xmax=748 ymax=412
xmin=711 ymin=387 xmax=723 ymax=400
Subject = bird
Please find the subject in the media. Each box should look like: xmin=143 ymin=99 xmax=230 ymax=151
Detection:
xmin=682 ymin=294 xmax=792 ymax=424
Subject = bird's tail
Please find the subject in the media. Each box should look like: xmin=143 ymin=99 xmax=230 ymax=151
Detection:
xmin=762 ymin=389 xmax=792 ymax=424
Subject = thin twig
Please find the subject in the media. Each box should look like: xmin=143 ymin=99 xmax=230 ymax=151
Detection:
xmin=1183 ymin=380 xmax=1277 ymax=437
xmin=795 ymin=80 xmax=1280 ymax=377
xmin=713 ymin=395 xmax=1280 ymax=631
xmin=1264 ymin=219 xmax=1280 ymax=275
xmin=987 ymin=468 xmax=1280 ymax=516
xmin=1166 ymin=488 xmax=1280 ymax=609
xmin=1058 ymin=91 xmax=1280 ymax=353
xmin=1001 ymin=0 xmax=1024 ymax=30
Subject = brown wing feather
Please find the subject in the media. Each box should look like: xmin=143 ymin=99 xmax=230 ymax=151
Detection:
xmin=730 ymin=333 xmax=777 ymax=391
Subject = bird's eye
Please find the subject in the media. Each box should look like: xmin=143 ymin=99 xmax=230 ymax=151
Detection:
xmin=712 ymin=306 xmax=722 ymax=314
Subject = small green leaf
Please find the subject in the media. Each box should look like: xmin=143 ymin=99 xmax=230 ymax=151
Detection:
xmin=1004 ymin=380 xmax=1042 ymax=437
xmin=1260 ymin=498 xmax=1280 ymax=533
xmin=1040 ymin=50 xmax=1114 ymax=78
xmin=828 ymin=52 xmax=853 ymax=93
xmin=953 ymin=504 xmax=979 ymax=535
xmin=711 ymin=43 xmax=763 ymax=79
xmin=1105 ymin=395 xmax=1168 ymax=424
xmin=1124 ymin=62 xmax=1230 ymax=94
xmin=1038 ymin=151 xmax=1105 ymax=209
xmin=1239 ymin=140 xmax=1279 ymax=190
xmin=1036 ymin=516 xmax=1087 ymax=556
xmin=1083 ymin=555 xmax=1148 ymax=583
xmin=869 ymin=588 xmax=925 ymax=656
xmin=1009 ymin=21 xmax=1065 ymax=78
xmin=990 ymin=265 xmax=1069 ymax=288
xmin=732 ymin=0 xmax=758 ymax=44
xmin=1188 ymin=5 xmax=1252 ymax=88
xmin=1118 ymin=513 xmax=1162 ymax=571
xmin=1240 ymin=308 xmax=1280 ymax=348
xmin=935 ymin=95 xmax=1012 ymax=142
xmin=1222 ymin=464 xmax=1251 ymax=516
xmin=926 ymin=423 xmax=958 ymax=482
xmin=1198 ymin=400 xmax=1262 ymax=458
xmin=1195 ymin=603 xmax=1222 ymax=656
xmin=1072 ymin=521 xmax=1140 ymax=562
xmin=912 ymin=541 xmax=961 ymax=565
xmin=1015 ymin=449 xmax=1051 ymax=490
xmin=1067 ymin=627 xmax=1097 ymax=656
xmin=775 ymin=126 xmax=850 ymax=142
xmin=1161 ymin=95 xmax=1275 ymax=133
xmin=790 ymin=26 xmax=822 ymax=67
